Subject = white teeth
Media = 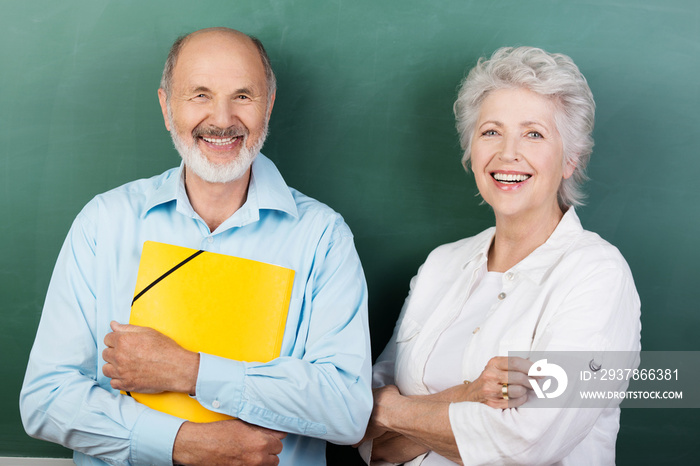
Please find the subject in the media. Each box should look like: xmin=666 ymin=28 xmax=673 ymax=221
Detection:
xmin=202 ymin=136 xmax=237 ymax=145
xmin=492 ymin=173 xmax=531 ymax=183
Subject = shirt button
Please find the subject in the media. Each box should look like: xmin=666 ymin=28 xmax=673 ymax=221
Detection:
xmin=207 ymin=237 xmax=214 ymax=244
xmin=505 ymin=272 xmax=514 ymax=280
xmin=473 ymin=327 xmax=480 ymax=334
xmin=498 ymin=292 xmax=506 ymax=300
xmin=212 ymin=400 xmax=221 ymax=409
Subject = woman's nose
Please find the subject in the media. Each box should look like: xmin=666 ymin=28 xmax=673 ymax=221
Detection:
xmin=498 ymin=136 xmax=521 ymax=162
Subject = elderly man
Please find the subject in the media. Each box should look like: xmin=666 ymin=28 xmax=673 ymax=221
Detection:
xmin=20 ymin=27 xmax=372 ymax=465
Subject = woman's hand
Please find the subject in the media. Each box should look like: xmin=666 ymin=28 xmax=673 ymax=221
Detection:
xmin=356 ymin=384 xmax=460 ymax=464
xmin=408 ymin=356 xmax=533 ymax=409
xmin=468 ymin=356 xmax=533 ymax=409
xmin=357 ymin=384 xmax=401 ymax=445
xmin=355 ymin=386 xmax=429 ymax=464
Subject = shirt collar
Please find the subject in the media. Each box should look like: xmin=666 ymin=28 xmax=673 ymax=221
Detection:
xmin=461 ymin=227 xmax=495 ymax=272
xmin=140 ymin=166 xmax=181 ymax=218
xmin=511 ymin=207 xmax=583 ymax=284
xmin=248 ymin=153 xmax=298 ymax=218
xmin=141 ymin=153 xmax=299 ymax=224
xmin=461 ymin=207 xmax=584 ymax=285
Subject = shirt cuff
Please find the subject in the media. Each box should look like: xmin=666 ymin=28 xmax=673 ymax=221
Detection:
xmin=130 ymin=408 xmax=185 ymax=465
xmin=358 ymin=439 xmax=406 ymax=466
xmin=358 ymin=440 xmax=373 ymax=464
xmin=195 ymin=352 xmax=246 ymax=416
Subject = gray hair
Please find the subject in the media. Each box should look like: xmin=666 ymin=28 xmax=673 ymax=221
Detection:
xmin=159 ymin=28 xmax=277 ymax=104
xmin=453 ymin=46 xmax=595 ymax=207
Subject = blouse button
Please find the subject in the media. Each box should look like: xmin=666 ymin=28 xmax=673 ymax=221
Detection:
xmin=207 ymin=236 xmax=214 ymax=244
xmin=505 ymin=272 xmax=514 ymax=280
xmin=498 ymin=292 xmax=506 ymax=300
xmin=212 ymin=400 xmax=221 ymax=409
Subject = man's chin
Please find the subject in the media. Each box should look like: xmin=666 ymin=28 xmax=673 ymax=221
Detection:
xmin=184 ymin=152 xmax=257 ymax=184
xmin=171 ymin=128 xmax=265 ymax=184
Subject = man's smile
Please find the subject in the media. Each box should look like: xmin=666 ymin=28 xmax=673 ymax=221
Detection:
xmin=201 ymin=135 xmax=242 ymax=146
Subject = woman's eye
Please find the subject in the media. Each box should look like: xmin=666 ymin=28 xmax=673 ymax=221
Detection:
xmin=482 ymin=129 xmax=498 ymax=136
xmin=527 ymin=131 xmax=543 ymax=138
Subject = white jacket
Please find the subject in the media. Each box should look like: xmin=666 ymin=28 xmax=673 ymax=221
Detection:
xmin=370 ymin=208 xmax=641 ymax=465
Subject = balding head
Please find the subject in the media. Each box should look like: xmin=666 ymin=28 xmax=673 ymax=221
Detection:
xmin=156 ymin=27 xmax=276 ymax=185
xmin=160 ymin=27 xmax=276 ymax=104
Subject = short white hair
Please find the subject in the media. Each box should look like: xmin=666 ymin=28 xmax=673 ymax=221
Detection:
xmin=454 ymin=46 xmax=595 ymax=207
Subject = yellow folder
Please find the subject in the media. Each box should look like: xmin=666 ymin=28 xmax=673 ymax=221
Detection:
xmin=126 ymin=241 xmax=294 ymax=422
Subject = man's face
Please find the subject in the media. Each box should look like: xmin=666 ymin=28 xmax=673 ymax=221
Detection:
xmin=159 ymin=30 xmax=274 ymax=184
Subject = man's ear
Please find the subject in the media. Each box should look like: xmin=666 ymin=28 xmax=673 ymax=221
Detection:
xmin=266 ymin=90 xmax=276 ymax=120
xmin=158 ymin=88 xmax=171 ymax=131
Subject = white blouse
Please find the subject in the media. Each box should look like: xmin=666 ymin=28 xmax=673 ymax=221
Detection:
xmin=368 ymin=208 xmax=641 ymax=465
xmin=423 ymin=269 xmax=502 ymax=395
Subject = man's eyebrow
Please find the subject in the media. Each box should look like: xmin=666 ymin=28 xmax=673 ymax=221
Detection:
xmin=233 ymin=87 xmax=255 ymax=95
xmin=189 ymin=86 xmax=212 ymax=95
xmin=186 ymin=86 xmax=259 ymax=96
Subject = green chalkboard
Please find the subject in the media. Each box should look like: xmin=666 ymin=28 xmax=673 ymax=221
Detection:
xmin=1 ymin=0 xmax=698 ymax=464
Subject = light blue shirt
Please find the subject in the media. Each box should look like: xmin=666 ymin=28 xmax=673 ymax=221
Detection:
xmin=20 ymin=154 xmax=372 ymax=465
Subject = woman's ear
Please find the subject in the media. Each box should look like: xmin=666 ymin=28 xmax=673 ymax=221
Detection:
xmin=563 ymin=157 xmax=577 ymax=180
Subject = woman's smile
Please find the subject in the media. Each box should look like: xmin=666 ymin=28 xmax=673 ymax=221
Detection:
xmin=470 ymin=87 xmax=572 ymax=222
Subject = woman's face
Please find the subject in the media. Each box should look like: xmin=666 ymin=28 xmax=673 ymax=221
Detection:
xmin=470 ymin=87 xmax=574 ymax=222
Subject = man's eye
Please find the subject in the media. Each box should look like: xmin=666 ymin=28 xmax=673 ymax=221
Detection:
xmin=236 ymin=95 xmax=249 ymax=100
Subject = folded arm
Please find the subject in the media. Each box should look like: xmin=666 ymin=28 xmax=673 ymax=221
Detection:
xmin=20 ymin=211 xmax=184 ymax=465
xmin=363 ymin=357 xmax=533 ymax=464
xmin=101 ymin=227 xmax=373 ymax=444
xmin=192 ymin=232 xmax=373 ymax=443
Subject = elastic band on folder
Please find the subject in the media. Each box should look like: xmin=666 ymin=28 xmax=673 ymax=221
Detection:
xmin=132 ymin=250 xmax=205 ymax=305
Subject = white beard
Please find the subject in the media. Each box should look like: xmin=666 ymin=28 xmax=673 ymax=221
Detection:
xmin=167 ymin=106 xmax=268 ymax=184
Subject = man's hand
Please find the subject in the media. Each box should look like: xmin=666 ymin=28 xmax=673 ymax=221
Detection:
xmin=173 ymin=420 xmax=287 ymax=466
xmin=102 ymin=321 xmax=199 ymax=394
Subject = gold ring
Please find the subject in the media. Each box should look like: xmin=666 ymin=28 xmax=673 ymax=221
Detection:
xmin=502 ymin=383 xmax=509 ymax=400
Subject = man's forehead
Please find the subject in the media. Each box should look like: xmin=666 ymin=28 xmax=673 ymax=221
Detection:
xmin=172 ymin=32 xmax=266 ymax=92
xmin=183 ymin=28 xmax=254 ymax=51
xmin=178 ymin=33 xmax=257 ymax=64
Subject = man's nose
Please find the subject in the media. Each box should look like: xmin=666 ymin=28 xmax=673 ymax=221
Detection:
xmin=208 ymin=98 xmax=238 ymax=129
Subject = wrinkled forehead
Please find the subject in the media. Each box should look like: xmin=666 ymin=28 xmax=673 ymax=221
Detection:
xmin=171 ymin=31 xmax=267 ymax=94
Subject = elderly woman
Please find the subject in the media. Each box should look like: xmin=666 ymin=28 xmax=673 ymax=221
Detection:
xmin=359 ymin=47 xmax=641 ymax=465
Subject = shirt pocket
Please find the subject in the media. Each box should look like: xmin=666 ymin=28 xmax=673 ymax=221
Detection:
xmin=395 ymin=316 xmax=422 ymax=344
xmin=394 ymin=317 xmax=425 ymax=393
